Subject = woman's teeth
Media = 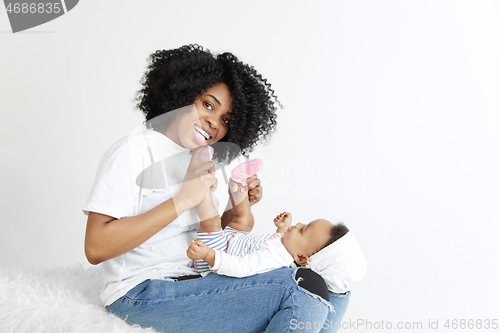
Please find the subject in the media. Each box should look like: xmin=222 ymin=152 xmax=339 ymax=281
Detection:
xmin=194 ymin=125 xmax=211 ymax=140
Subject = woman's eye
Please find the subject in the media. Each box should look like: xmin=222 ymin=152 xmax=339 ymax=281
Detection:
xmin=203 ymin=102 xmax=212 ymax=110
xmin=222 ymin=117 xmax=230 ymax=125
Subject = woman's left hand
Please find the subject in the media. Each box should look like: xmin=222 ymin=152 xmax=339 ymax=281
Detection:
xmin=246 ymin=175 xmax=263 ymax=206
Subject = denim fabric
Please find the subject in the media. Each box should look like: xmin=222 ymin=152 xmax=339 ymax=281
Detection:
xmin=108 ymin=267 xmax=336 ymax=333
xmin=319 ymin=291 xmax=351 ymax=333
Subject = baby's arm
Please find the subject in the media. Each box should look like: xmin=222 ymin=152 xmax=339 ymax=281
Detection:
xmin=274 ymin=212 xmax=292 ymax=233
xmin=188 ymin=238 xmax=293 ymax=277
xmin=212 ymin=239 xmax=293 ymax=277
xmin=187 ymin=239 xmax=215 ymax=267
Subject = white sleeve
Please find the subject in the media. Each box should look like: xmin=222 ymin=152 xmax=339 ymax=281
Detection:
xmin=82 ymin=139 xmax=146 ymax=219
xmin=211 ymin=239 xmax=294 ymax=278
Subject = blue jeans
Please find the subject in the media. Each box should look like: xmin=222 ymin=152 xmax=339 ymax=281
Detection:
xmin=108 ymin=268 xmax=350 ymax=333
xmin=320 ymin=291 xmax=351 ymax=333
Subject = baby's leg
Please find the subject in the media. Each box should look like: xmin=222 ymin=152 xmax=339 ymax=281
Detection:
xmin=197 ymin=190 xmax=222 ymax=233
xmin=194 ymin=191 xmax=225 ymax=272
xmin=226 ymin=179 xmax=254 ymax=232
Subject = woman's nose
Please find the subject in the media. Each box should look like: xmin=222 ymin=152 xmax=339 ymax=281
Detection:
xmin=295 ymin=223 xmax=303 ymax=229
xmin=206 ymin=115 xmax=218 ymax=129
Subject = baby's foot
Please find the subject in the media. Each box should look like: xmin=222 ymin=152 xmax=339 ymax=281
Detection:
xmin=229 ymin=178 xmax=251 ymax=218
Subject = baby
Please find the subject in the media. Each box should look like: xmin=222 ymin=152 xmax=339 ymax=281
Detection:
xmin=187 ymin=158 xmax=355 ymax=288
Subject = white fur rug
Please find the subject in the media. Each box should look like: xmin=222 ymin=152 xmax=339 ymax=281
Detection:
xmin=0 ymin=265 xmax=157 ymax=333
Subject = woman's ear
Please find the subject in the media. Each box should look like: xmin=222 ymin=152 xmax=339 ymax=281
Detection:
xmin=293 ymin=254 xmax=310 ymax=266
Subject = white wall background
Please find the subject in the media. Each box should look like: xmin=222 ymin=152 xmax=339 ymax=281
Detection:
xmin=1 ymin=1 xmax=499 ymax=332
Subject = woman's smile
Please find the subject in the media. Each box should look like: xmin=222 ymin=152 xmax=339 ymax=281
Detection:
xmin=194 ymin=124 xmax=213 ymax=145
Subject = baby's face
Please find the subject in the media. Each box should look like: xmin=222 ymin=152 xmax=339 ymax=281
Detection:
xmin=281 ymin=219 xmax=333 ymax=264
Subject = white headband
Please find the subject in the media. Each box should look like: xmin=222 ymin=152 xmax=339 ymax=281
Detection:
xmin=306 ymin=231 xmax=367 ymax=293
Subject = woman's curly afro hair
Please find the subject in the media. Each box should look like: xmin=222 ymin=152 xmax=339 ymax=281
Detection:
xmin=135 ymin=44 xmax=281 ymax=163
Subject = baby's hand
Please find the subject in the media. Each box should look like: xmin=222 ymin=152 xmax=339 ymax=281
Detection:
xmin=187 ymin=239 xmax=210 ymax=261
xmin=274 ymin=212 xmax=292 ymax=231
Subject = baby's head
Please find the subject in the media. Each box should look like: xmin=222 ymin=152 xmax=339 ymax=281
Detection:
xmin=281 ymin=219 xmax=349 ymax=266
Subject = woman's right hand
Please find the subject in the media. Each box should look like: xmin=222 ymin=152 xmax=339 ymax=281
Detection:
xmin=175 ymin=146 xmax=218 ymax=211
xmin=85 ymin=146 xmax=216 ymax=265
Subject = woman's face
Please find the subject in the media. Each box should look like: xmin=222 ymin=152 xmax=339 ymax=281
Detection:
xmin=164 ymin=82 xmax=232 ymax=150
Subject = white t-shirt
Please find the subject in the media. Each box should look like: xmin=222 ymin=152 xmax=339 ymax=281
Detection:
xmin=83 ymin=128 xmax=218 ymax=306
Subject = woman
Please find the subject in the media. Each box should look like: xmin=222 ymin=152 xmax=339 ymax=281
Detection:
xmin=83 ymin=45 xmax=348 ymax=332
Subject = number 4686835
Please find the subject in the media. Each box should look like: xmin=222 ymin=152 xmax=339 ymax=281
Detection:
xmin=6 ymin=3 xmax=61 ymax=14
xmin=444 ymin=319 xmax=498 ymax=330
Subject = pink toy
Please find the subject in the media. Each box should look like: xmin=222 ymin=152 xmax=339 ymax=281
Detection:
xmin=231 ymin=158 xmax=263 ymax=183
xmin=199 ymin=146 xmax=214 ymax=164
